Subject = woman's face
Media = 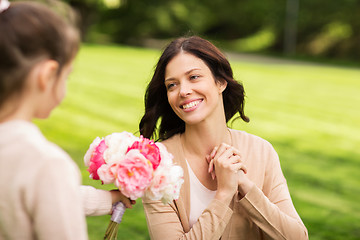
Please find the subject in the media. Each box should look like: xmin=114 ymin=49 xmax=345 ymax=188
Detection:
xmin=164 ymin=52 xmax=226 ymax=125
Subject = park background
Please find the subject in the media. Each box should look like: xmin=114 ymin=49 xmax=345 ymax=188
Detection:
xmin=15 ymin=0 xmax=360 ymax=239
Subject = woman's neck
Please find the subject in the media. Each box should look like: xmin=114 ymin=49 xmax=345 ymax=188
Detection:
xmin=181 ymin=120 xmax=231 ymax=191
xmin=181 ymin=121 xmax=231 ymax=159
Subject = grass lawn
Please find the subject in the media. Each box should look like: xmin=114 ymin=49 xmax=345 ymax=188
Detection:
xmin=35 ymin=44 xmax=360 ymax=240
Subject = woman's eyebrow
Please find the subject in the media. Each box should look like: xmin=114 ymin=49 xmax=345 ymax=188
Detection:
xmin=165 ymin=68 xmax=201 ymax=82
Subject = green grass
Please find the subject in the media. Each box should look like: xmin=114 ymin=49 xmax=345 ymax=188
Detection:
xmin=35 ymin=44 xmax=360 ymax=240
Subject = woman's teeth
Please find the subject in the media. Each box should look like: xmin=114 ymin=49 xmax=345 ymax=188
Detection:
xmin=182 ymin=100 xmax=201 ymax=109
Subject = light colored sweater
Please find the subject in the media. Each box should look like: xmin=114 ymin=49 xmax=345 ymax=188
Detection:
xmin=0 ymin=120 xmax=112 ymax=240
xmin=143 ymin=129 xmax=308 ymax=239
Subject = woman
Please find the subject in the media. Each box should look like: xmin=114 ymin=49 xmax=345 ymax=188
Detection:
xmin=139 ymin=36 xmax=308 ymax=239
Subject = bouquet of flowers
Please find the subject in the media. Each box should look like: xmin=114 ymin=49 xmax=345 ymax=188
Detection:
xmin=84 ymin=132 xmax=184 ymax=239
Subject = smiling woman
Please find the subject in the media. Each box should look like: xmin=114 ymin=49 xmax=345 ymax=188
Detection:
xmin=164 ymin=52 xmax=227 ymax=125
xmin=140 ymin=36 xmax=249 ymax=141
xmin=139 ymin=36 xmax=308 ymax=240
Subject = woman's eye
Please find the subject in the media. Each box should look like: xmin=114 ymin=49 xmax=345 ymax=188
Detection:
xmin=166 ymin=83 xmax=176 ymax=90
xmin=190 ymin=75 xmax=199 ymax=80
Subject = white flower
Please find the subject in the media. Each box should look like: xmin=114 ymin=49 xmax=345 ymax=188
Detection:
xmin=104 ymin=132 xmax=138 ymax=164
xmin=146 ymin=142 xmax=183 ymax=204
xmin=146 ymin=164 xmax=184 ymax=204
xmin=0 ymin=0 xmax=10 ymax=13
xmin=160 ymin=165 xmax=184 ymax=204
xmin=155 ymin=142 xmax=174 ymax=167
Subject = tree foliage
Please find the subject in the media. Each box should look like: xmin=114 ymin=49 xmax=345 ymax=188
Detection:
xmin=72 ymin=0 xmax=359 ymax=60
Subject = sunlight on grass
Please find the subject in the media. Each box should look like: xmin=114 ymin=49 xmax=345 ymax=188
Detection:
xmin=36 ymin=44 xmax=360 ymax=240
xmin=230 ymin=60 xmax=360 ymax=240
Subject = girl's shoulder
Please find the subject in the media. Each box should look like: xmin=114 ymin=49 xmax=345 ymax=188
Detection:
xmin=0 ymin=120 xmax=73 ymax=165
xmin=0 ymin=120 xmax=80 ymax=186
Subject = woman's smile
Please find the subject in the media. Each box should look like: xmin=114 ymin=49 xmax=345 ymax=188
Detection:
xmin=180 ymin=99 xmax=203 ymax=111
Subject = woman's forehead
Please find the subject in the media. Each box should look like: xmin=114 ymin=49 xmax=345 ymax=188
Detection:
xmin=165 ymin=53 xmax=209 ymax=78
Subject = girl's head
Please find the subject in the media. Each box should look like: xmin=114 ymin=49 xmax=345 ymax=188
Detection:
xmin=139 ymin=36 xmax=249 ymax=141
xmin=0 ymin=1 xmax=80 ymax=120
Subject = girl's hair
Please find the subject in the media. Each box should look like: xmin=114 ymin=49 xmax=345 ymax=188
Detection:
xmin=0 ymin=1 xmax=80 ymax=111
xmin=139 ymin=36 xmax=249 ymax=141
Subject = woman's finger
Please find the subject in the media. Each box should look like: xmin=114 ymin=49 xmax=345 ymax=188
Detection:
xmin=215 ymin=146 xmax=238 ymax=164
xmin=211 ymin=171 xmax=216 ymax=180
xmin=212 ymin=143 xmax=231 ymax=161
xmin=205 ymin=155 xmax=210 ymax=164
xmin=231 ymin=162 xmax=247 ymax=174
xmin=208 ymin=157 xmax=214 ymax=173
xmin=210 ymin=146 xmax=219 ymax=159
xmin=232 ymin=147 xmax=242 ymax=159
xmin=208 ymin=158 xmax=217 ymax=179
xmin=229 ymin=155 xmax=242 ymax=164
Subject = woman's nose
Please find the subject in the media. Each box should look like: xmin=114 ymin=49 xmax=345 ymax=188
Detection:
xmin=179 ymin=82 xmax=192 ymax=97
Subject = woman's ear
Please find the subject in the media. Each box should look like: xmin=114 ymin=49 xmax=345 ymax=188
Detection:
xmin=37 ymin=60 xmax=59 ymax=91
xmin=217 ymin=79 xmax=228 ymax=93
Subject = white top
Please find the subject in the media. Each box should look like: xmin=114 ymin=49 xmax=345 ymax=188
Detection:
xmin=186 ymin=160 xmax=216 ymax=228
xmin=0 ymin=120 xmax=112 ymax=240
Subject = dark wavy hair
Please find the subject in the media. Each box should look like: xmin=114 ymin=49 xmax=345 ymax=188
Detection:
xmin=139 ymin=36 xmax=249 ymax=141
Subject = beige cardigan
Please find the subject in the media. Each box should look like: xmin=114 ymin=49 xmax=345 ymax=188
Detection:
xmin=143 ymin=129 xmax=308 ymax=239
xmin=0 ymin=120 xmax=112 ymax=240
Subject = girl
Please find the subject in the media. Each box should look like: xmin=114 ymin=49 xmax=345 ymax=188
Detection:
xmin=139 ymin=36 xmax=308 ymax=239
xmin=0 ymin=1 xmax=133 ymax=239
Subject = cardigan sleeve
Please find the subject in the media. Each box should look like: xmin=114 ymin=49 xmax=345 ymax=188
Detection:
xmin=238 ymin=143 xmax=308 ymax=240
xmin=80 ymin=186 xmax=112 ymax=216
xmin=143 ymin=198 xmax=232 ymax=240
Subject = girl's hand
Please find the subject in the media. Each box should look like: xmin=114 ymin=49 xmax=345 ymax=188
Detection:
xmin=206 ymin=143 xmax=247 ymax=203
xmin=110 ymin=190 xmax=136 ymax=209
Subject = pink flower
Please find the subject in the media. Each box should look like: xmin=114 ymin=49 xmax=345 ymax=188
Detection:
xmin=87 ymin=139 xmax=107 ymax=180
xmin=97 ymin=162 xmax=119 ymax=184
xmin=84 ymin=137 xmax=102 ymax=167
xmin=127 ymin=136 xmax=161 ymax=170
xmin=115 ymin=149 xmax=153 ymax=200
xmin=145 ymin=167 xmax=168 ymax=201
xmin=85 ymin=132 xmax=184 ymax=205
